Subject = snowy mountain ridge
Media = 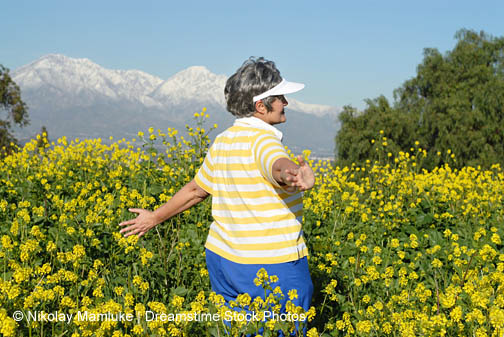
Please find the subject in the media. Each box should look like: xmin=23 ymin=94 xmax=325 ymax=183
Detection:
xmin=13 ymin=54 xmax=339 ymax=116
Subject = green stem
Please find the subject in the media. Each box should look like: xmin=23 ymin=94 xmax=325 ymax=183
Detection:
xmin=434 ymin=272 xmax=440 ymax=315
xmin=319 ymin=293 xmax=328 ymax=317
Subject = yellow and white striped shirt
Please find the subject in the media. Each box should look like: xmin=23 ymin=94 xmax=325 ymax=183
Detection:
xmin=194 ymin=117 xmax=308 ymax=264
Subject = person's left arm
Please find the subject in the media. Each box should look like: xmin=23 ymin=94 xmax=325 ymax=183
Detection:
xmin=272 ymin=155 xmax=315 ymax=191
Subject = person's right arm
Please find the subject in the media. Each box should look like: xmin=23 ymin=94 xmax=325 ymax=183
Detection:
xmin=118 ymin=179 xmax=209 ymax=238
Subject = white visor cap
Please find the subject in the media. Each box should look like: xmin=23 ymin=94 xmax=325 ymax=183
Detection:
xmin=252 ymin=79 xmax=305 ymax=103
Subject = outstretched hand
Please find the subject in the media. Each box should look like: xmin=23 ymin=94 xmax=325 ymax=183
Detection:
xmin=118 ymin=208 xmax=158 ymax=238
xmin=282 ymin=155 xmax=315 ymax=192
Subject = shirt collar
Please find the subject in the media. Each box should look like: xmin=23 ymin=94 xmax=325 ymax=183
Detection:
xmin=234 ymin=116 xmax=283 ymax=140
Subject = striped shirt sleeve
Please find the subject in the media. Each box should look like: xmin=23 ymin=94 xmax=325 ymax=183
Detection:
xmin=194 ymin=147 xmax=214 ymax=194
xmin=252 ymin=133 xmax=290 ymax=188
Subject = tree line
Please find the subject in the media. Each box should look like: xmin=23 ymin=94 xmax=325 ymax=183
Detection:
xmin=336 ymin=29 xmax=504 ymax=170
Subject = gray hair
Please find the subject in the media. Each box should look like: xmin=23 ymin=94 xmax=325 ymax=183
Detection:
xmin=224 ymin=57 xmax=283 ymax=117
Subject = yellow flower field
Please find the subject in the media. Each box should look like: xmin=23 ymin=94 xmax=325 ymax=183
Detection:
xmin=1 ymin=112 xmax=503 ymax=336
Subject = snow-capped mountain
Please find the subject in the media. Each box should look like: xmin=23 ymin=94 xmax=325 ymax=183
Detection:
xmin=12 ymin=54 xmax=341 ymax=157
xmin=14 ymin=54 xmax=164 ymax=106
xmin=286 ymin=99 xmax=340 ymax=117
xmin=150 ymin=66 xmax=228 ymax=106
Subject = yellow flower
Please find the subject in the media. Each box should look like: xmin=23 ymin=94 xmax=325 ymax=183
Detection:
xmin=336 ymin=320 xmax=345 ymax=330
xmin=307 ymin=327 xmax=319 ymax=337
xmin=306 ymin=306 xmax=316 ymax=322
xmin=60 ymin=296 xmax=76 ymax=308
xmin=356 ymin=320 xmax=372 ymax=333
xmin=199 ymin=268 xmax=208 ymax=277
xmin=124 ymin=293 xmax=134 ymax=307
xmin=132 ymin=325 xmax=143 ymax=335
xmin=382 ymin=322 xmax=392 ymax=333
xmin=135 ymin=303 xmax=146 ymax=316
xmin=1 ymin=235 xmax=15 ymax=250
xmin=93 ymin=286 xmax=104 ymax=298
xmin=265 ymin=319 xmax=276 ymax=331
xmin=171 ymin=295 xmax=184 ymax=309
xmin=432 ymin=258 xmax=443 ymax=268
xmin=114 ymin=286 xmax=124 ymax=296
xmin=0 ymin=308 xmax=17 ymax=337
xmin=288 ymin=289 xmax=298 ymax=300
xmin=133 ymin=275 xmax=142 ymax=287
xmin=450 ymin=305 xmax=463 ymax=322
xmin=237 ymin=293 xmax=251 ymax=307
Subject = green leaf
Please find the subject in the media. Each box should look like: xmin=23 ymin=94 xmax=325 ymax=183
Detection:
xmin=171 ymin=286 xmax=188 ymax=297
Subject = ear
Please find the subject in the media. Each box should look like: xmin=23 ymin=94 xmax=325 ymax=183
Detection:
xmin=255 ymin=100 xmax=267 ymax=114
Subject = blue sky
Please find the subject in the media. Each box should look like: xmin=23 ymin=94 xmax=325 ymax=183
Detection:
xmin=2 ymin=0 xmax=503 ymax=109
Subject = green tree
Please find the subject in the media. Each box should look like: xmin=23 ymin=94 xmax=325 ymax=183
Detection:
xmin=335 ymin=96 xmax=418 ymax=168
xmin=336 ymin=29 xmax=504 ymax=170
xmin=0 ymin=64 xmax=29 ymax=155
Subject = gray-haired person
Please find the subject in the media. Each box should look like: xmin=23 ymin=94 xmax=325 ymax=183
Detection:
xmin=120 ymin=57 xmax=315 ymax=336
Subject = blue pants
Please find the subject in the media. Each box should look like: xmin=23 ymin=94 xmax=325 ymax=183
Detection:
xmin=205 ymin=249 xmax=314 ymax=336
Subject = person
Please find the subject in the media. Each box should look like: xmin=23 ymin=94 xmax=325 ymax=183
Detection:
xmin=119 ymin=57 xmax=315 ymax=335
